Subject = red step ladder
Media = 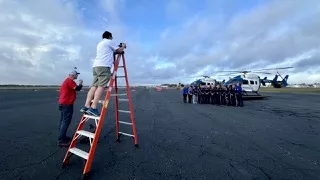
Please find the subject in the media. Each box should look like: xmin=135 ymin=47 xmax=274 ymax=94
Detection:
xmin=61 ymin=52 xmax=138 ymax=179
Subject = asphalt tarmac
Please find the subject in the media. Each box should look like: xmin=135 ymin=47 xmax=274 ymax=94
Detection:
xmin=0 ymin=88 xmax=319 ymax=180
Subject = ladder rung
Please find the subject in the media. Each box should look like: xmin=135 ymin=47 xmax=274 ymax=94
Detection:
xmin=111 ymin=93 xmax=127 ymax=96
xmin=118 ymin=110 xmax=131 ymax=113
xmin=117 ymin=86 xmax=126 ymax=89
xmin=83 ymin=114 xmax=100 ymax=120
xmin=118 ymin=98 xmax=129 ymax=101
xmin=77 ymin=130 xmax=95 ymax=139
xmin=119 ymin=121 xmax=132 ymax=125
xmin=90 ymin=100 xmax=104 ymax=104
xmin=69 ymin=148 xmax=89 ymax=160
xmin=118 ymin=66 xmax=124 ymax=68
xmin=117 ymin=76 xmax=126 ymax=78
xmin=119 ymin=132 xmax=134 ymax=137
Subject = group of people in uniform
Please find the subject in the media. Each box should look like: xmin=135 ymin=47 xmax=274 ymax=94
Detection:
xmin=182 ymin=83 xmax=244 ymax=107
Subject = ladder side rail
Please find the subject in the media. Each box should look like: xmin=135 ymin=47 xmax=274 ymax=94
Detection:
xmin=114 ymin=54 xmax=120 ymax=141
xmin=62 ymin=115 xmax=88 ymax=164
xmin=121 ymin=53 xmax=138 ymax=145
xmin=82 ymin=54 xmax=121 ymax=175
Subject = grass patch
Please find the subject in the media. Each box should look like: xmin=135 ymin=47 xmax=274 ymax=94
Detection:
xmin=259 ymin=87 xmax=320 ymax=93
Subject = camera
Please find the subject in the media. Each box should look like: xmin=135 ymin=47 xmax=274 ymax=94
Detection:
xmin=118 ymin=43 xmax=127 ymax=48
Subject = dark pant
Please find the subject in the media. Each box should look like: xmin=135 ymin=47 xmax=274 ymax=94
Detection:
xmin=236 ymin=93 xmax=244 ymax=107
xmin=58 ymin=104 xmax=74 ymax=142
xmin=215 ymin=94 xmax=221 ymax=105
xmin=183 ymin=94 xmax=187 ymax=103
xmin=188 ymin=94 xmax=192 ymax=103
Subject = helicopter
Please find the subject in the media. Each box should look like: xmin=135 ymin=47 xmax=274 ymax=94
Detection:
xmin=260 ymin=72 xmax=290 ymax=88
xmin=216 ymin=67 xmax=293 ymax=95
xmin=189 ymin=75 xmax=225 ymax=87
xmin=187 ymin=74 xmax=261 ymax=96
xmin=176 ymin=75 xmax=218 ymax=89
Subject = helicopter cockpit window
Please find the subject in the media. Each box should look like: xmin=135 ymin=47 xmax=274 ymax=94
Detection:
xmin=243 ymin=80 xmax=249 ymax=84
xmin=250 ymin=80 xmax=254 ymax=85
xmin=255 ymin=81 xmax=257 ymax=84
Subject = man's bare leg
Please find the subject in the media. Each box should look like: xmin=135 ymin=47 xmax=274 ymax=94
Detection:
xmin=85 ymin=86 xmax=105 ymax=116
xmin=80 ymin=86 xmax=97 ymax=113
xmin=90 ymin=86 xmax=105 ymax=109
xmin=84 ymin=86 xmax=97 ymax=108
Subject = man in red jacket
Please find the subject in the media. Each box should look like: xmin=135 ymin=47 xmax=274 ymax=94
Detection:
xmin=57 ymin=68 xmax=83 ymax=147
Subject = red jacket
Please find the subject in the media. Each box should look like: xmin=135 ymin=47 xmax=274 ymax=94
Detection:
xmin=58 ymin=78 xmax=77 ymax=105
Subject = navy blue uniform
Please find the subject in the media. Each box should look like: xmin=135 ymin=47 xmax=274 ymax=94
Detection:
xmin=235 ymin=85 xmax=243 ymax=107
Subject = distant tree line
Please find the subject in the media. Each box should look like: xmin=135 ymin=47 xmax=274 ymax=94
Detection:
xmin=160 ymin=84 xmax=178 ymax=87
xmin=0 ymin=84 xmax=91 ymax=88
xmin=0 ymin=84 xmax=60 ymax=87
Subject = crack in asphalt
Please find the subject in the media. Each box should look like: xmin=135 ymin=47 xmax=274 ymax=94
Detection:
xmin=54 ymin=169 xmax=67 ymax=180
xmin=277 ymin=137 xmax=320 ymax=153
xmin=245 ymin=159 xmax=272 ymax=180
xmin=229 ymin=163 xmax=242 ymax=175
xmin=4 ymin=149 xmax=59 ymax=171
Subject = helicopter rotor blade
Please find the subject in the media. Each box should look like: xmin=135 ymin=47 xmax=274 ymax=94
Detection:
xmin=249 ymin=71 xmax=272 ymax=74
xmin=215 ymin=67 xmax=293 ymax=74
xmin=254 ymin=66 xmax=293 ymax=71
xmin=217 ymin=73 xmax=241 ymax=76
xmin=216 ymin=70 xmax=250 ymax=73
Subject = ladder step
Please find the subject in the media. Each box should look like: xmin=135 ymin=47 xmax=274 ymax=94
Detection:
xmin=118 ymin=66 xmax=124 ymax=68
xmin=117 ymin=86 xmax=126 ymax=89
xmin=111 ymin=93 xmax=127 ymax=96
xmin=117 ymin=76 xmax=126 ymax=78
xmin=69 ymin=148 xmax=89 ymax=160
xmin=119 ymin=121 xmax=132 ymax=125
xmin=119 ymin=132 xmax=134 ymax=137
xmin=83 ymin=114 xmax=100 ymax=120
xmin=118 ymin=110 xmax=131 ymax=113
xmin=90 ymin=100 xmax=104 ymax=104
xmin=118 ymin=98 xmax=129 ymax=101
xmin=77 ymin=130 xmax=95 ymax=139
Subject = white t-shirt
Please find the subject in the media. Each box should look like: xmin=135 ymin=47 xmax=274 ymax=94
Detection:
xmin=92 ymin=39 xmax=118 ymax=68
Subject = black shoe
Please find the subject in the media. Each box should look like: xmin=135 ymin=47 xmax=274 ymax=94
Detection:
xmin=58 ymin=138 xmax=71 ymax=147
xmin=58 ymin=141 xmax=70 ymax=147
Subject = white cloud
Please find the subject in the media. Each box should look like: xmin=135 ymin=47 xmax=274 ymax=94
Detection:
xmin=0 ymin=0 xmax=99 ymax=85
xmin=165 ymin=0 xmax=189 ymax=22
xmin=152 ymin=0 xmax=320 ymax=84
xmin=0 ymin=0 xmax=319 ymax=86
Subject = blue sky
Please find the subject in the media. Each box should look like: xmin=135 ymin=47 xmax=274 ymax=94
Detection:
xmin=0 ymin=0 xmax=319 ymax=85
xmin=78 ymin=0 xmax=268 ymax=46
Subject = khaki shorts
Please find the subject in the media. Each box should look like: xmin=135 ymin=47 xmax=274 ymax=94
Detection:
xmin=91 ymin=66 xmax=111 ymax=88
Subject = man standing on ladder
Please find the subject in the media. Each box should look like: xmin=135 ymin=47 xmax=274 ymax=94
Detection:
xmin=80 ymin=31 xmax=126 ymax=116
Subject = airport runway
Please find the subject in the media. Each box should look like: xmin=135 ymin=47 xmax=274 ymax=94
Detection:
xmin=0 ymin=88 xmax=319 ymax=180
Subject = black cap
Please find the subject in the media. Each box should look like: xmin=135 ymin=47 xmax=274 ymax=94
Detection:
xmin=102 ymin=31 xmax=113 ymax=39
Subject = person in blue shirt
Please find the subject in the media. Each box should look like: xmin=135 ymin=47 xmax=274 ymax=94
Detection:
xmin=235 ymin=83 xmax=244 ymax=107
xmin=182 ymin=86 xmax=189 ymax=103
